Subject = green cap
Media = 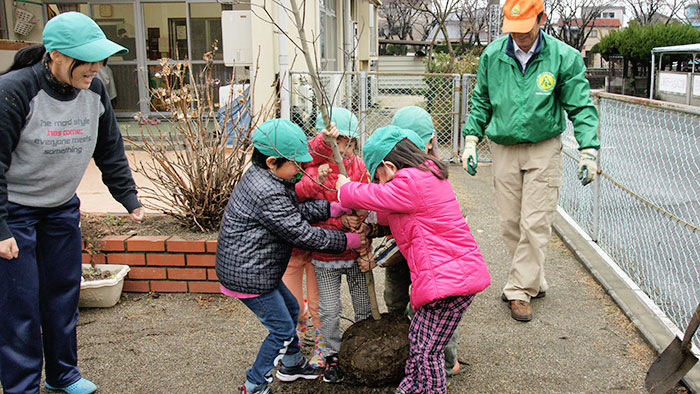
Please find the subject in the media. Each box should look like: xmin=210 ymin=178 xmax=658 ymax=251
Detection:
xmin=362 ymin=125 xmax=424 ymax=180
xmin=391 ymin=106 xmax=433 ymax=148
xmin=43 ymin=12 xmax=127 ymax=62
xmin=315 ymin=107 xmax=359 ymax=138
xmin=253 ymin=119 xmax=313 ymax=162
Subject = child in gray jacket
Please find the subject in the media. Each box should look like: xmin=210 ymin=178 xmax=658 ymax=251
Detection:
xmin=215 ymin=119 xmax=361 ymax=394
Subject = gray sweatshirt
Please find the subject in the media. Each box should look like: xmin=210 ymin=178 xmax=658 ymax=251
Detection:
xmin=0 ymin=60 xmax=140 ymax=240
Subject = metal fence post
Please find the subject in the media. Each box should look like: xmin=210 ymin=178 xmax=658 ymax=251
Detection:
xmin=591 ymin=96 xmax=601 ymax=242
xmin=359 ymin=72 xmax=368 ymax=145
xmin=452 ymin=74 xmax=461 ymax=161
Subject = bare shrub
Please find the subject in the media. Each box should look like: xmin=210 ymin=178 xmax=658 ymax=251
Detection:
xmin=125 ymin=44 xmax=275 ymax=231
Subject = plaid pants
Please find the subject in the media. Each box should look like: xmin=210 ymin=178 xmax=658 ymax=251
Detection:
xmin=314 ymin=264 xmax=372 ymax=356
xmin=399 ymin=294 xmax=476 ymax=394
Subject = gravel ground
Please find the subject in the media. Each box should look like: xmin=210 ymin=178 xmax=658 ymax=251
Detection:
xmin=3 ymin=164 xmax=689 ymax=394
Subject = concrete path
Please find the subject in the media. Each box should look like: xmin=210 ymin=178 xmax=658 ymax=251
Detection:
xmin=34 ymin=162 xmax=689 ymax=393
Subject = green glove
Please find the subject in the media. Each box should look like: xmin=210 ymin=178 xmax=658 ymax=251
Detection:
xmin=577 ymin=148 xmax=598 ymax=186
xmin=461 ymin=135 xmax=479 ymax=176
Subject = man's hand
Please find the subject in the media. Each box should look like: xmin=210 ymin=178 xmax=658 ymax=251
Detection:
xmin=318 ymin=163 xmax=332 ymax=184
xmin=336 ymin=173 xmax=350 ymax=190
xmin=461 ymin=135 xmax=479 ymax=176
xmin=0 ymin=237 xmax=19 ymax=260
xmin=321 ymin=123 xmax=339 ymax=144
xmin=577 ymin=148 xmax=598 ymax=186
xmin=129 ymin=207 xmax=145 ymax=223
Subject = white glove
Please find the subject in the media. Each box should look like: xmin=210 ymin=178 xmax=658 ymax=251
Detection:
xmin=461 ymin=135 xmax=479 ymax=176
xmin=577 ymin=148 xmax=598 ymax=186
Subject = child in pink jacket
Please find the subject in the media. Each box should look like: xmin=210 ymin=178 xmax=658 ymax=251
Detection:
xmin=336 ymin=125 xmax=490 ymax=394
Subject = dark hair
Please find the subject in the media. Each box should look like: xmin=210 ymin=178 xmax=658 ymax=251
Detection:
xmin=251 ymin=146 xmax=290 ymax=169
xmin=537 ymin=12 xmax=545 ymax=24
xmin=382 ymin=139 xmax=448 ymax=180
xmin=2 ymin=44 xmax=46 ymax=75
xmin=1 ymin=44 xmax=108 ymax=78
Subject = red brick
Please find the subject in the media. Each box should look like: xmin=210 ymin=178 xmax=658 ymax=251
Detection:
xmin=122 ymin=280 xmax=150 ymax=293
xmin=167 ymin=238 xmax=206 ymax=253
xmin=188 ymin=281 xmax=221 ymax=293
xmin=187 ymin=254 xmax=216 ymax=267
xmin=207 ymin=269 xmax=218 ymax=281
xmin=206 ymin=240 xmax=217 ymax=253
xmin=99 ymin=235 xmax=132 ymax=251
xmin=128 ymin=267 xmax=166 ymax=280
xmin=107 ymin=253 xmax=146 ymax=266
xmin=151 ymin=281 xmax=188 ymax=293
xmin=82 ymin=253 xmax=106 ymax=265
xmin=126 ymin=236 xmax=170 ymax=252
xmin=168 ymin=268 xmax=206 ymax=280
xmin=147 ymin=254 xmax=185 ymax=266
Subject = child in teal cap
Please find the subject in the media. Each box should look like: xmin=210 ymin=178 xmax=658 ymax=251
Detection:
xmin=0 ymin=11 xmax=141 ymax=394
xmin=336 ymin=125 xmax=490 ymax=394
xmin=390 ymin=106 xmax=461 ymax=377
xmin=391 ymin=106 xmax=439 ymax=157
xmin=215 ymin=118 xmax=363 ymax=394
xmin=288 ymin=107 xmax=371 ymax=383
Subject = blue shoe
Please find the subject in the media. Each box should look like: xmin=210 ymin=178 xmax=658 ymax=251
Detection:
xmin=45 ymin=378 xmax=97 ymax=394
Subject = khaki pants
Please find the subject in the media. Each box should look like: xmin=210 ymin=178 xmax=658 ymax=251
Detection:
xmin=490 ymin=136 xmax=562 ymax=302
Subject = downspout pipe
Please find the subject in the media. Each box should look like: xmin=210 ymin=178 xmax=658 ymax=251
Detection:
xmin=279 ymin=0 xmax=290 ymax=119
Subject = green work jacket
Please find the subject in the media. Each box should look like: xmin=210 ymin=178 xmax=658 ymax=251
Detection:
xmin=463 ymin=31 xmax=601 ymax=150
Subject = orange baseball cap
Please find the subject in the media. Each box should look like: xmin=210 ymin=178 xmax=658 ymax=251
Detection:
xmin=502 ymin=0 xmax=545 ymax=33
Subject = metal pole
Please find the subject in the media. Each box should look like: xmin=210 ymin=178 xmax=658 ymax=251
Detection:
xmin=650 ymin=52 xmax=655 ymax=100
xmin=452 ymin=75 xmax=460 ymax=161
xmin=592 ymin=96 xmax=601 ymax=242
xmin=359 ymin=72 xmax=368 ymax=145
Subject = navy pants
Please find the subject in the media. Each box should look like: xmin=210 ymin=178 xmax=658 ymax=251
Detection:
xmin=0 ymin=195 xmax=83 ymax=394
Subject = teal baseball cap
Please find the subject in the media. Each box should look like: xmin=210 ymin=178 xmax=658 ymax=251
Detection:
xmin=315 ymin=107 xmax=359 ymax=138
xmin=391 ymin=106 xmax=433 ymax=148
xmin=43 ymin=12 xmax=127 ymax=62
xmin=362 ymin=125 xmax=424 ymax=180
xmin=253 ymin=119 xmax=313 ymax=162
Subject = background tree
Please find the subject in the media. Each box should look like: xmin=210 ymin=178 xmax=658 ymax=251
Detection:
xmin=413 ymin=0 xmax=462 ymax=71
xmin=454 ymin=0 xmax=489 ymax=48
xmin=379 ymin=0 xmax=424 ymax=40
xmin=623 ymin=0 xmax=691 ymax=25
xmin=543 ymin=0 xmax=611 ymax=52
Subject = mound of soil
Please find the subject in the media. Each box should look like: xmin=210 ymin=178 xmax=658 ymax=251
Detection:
xmin=80 ymin=212 xmax=219 ymax=241
xmin=339 ymin=312 xmax=410 ymax=387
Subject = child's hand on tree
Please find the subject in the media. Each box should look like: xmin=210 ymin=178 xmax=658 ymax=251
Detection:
xmin=356 ymin=235 xmax=376 ymax=272
xmin=336 ymin=173 xmax=350 ymax=190
xmin=341 ymin=214 xmax=363 ymax=231
xmin=321 ymin=123 xmax=339 ymax=144
xmin=317 ymin=163 xmax=331 ymax=184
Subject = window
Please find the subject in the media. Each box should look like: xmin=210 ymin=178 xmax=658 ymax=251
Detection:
xmin=369 ymin=4 xmax=376 ymax=57
xmin=600 ymin=11 xmax=616 ymax=18
xmin=0 ymin=2 xmax=8 ymax=39
xmin=588 ymin=30 xmax=598 ymax=38
xmin=189 ymin=3 xmax=224 ymax=61
xmin=319 ymin=0 xmax=338 ymax=71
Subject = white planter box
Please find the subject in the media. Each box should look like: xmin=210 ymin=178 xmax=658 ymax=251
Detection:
xmin=79 ymin=264 xmax=130 ymax=308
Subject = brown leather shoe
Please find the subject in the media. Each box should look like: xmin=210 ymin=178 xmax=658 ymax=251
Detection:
xmin=508 ymin=300 xmax=532 ymax=322
xmin=501 ymin=292 xmax=545 ymax=302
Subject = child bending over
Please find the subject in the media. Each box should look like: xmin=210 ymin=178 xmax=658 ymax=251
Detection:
xmin=336 ymin=125 xmax=491 ymax=394
xmin=216 ymin=119 xmax=361 ymax=394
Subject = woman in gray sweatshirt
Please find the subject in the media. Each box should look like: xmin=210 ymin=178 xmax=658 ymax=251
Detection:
xmin=0 ymin=12 xmax=143 ymax=394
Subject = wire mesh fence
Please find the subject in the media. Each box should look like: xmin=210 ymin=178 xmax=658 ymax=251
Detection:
xmin=289 ymin=71 xmax=462 ymax=161
xmin=560 ymin=92 xmax=700 ymax=349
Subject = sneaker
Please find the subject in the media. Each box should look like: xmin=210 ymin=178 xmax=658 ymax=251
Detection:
xmin=323 ymin=354 xmax=344 ymax=383
xmin=309 ymin=328 xmax=326 ymax=368
xmin=238 ymin=385 xmax=272 ymax=394
xmin=45 ymin=378 xmax=97 ymax=394
xmin=275 ymin=358 xmax=322 ymax=382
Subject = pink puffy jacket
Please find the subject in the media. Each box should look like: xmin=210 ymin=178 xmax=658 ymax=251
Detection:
xmin=339 ymin=165 xmax=490 ymax=309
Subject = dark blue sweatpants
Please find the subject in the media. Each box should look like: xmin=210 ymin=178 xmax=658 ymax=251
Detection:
xmin=0 ymin=195 xmax=83 ymax=394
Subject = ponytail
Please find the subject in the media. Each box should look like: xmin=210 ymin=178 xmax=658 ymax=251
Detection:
xmin=2 ymin=44 xmax=46 ymax=75
xmin=383 ymin=139 xmax=449 ymax=180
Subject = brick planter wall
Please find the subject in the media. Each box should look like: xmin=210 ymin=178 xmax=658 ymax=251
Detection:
xmin=82 ymin=235 xmax=220 ymax=294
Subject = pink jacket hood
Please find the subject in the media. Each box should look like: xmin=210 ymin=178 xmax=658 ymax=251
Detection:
xmin=339 ymin=165 xmax=490 ymax=309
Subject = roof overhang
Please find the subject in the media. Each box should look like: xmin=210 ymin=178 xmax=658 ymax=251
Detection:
xmin=652 ymin=43 xmax=700 ymax=54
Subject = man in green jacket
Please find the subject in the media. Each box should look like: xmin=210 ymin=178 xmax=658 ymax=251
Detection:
xmin=461 ymin=0 xmax=600 ymax=322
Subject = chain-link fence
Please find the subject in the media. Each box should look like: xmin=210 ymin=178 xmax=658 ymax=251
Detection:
xmin=290 ymin=71 xmax=462 ymax=161
xmin=560 ymin=92 xmax=700 ymax=349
